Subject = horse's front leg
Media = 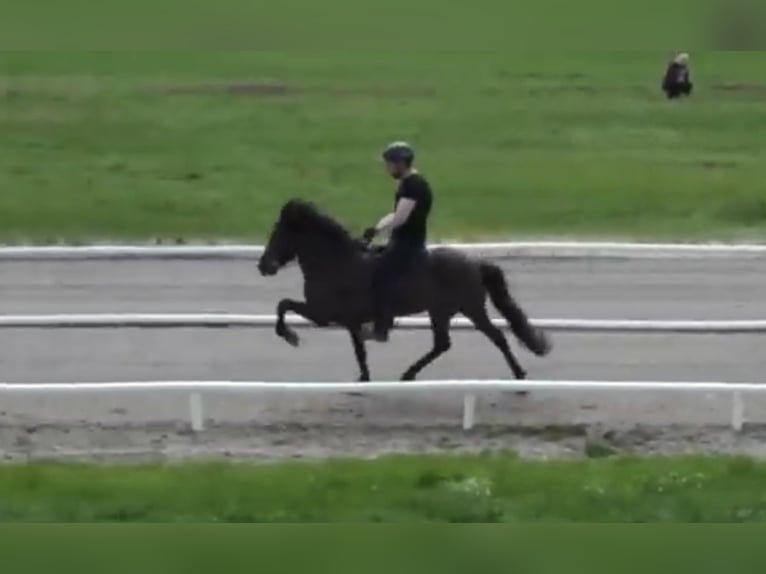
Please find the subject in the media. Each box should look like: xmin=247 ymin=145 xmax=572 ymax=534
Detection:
xmin=275 ymin=299 xmax=328 ymax=347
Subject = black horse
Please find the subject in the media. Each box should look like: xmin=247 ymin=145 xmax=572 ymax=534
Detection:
xmin=257 ymin=199 xmax=551 ymax=381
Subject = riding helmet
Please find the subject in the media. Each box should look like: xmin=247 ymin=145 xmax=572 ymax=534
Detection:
xmin=382 ymin=141 xmax=415 ymax=165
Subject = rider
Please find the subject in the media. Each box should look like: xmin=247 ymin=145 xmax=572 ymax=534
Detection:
xmin=662 ymin=52 xmax=693 ymax=99
xmin=363 ymin=141 xmax=433 ymax=342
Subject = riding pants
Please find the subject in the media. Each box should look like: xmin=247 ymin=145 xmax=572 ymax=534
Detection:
xmin=371 ymin=239 xmax=425 ymax=328
xmin=665 ymin=81 xmax=693 ymax=99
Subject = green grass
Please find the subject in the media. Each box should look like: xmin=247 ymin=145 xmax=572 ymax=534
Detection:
xmin=3 ymin=454 xmax=766 ymax=521
xmin=1 ymin=51 xmax=766 ymax=242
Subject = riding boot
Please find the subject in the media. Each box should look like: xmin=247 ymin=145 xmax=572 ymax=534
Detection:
xmin=372 ymin=297 xmax=393 ymax=342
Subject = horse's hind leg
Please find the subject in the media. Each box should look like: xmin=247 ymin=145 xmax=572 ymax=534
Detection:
xmin=464 ymin=305 xmax=527 ymax=380
xmin=348 ymin=326 xmax=371 ymax=382
xmin=400 ymin=311 xmax=452 ymax=381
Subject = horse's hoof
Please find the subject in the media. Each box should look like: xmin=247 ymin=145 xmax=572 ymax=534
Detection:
xmin=533 ymin=330 xmax=553 ymax=357
xmin=400 ymin=372 xmax=416 ymax=381
xmin=280 ymin=329 xmax=300 ymax=347
xmin=514 ymin=369 xmax=528 ymax=396
xmin=357 ymin=374 xmax=370 ymax=382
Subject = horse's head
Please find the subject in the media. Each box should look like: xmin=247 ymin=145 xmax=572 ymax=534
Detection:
xmin=258 ymin=199 xmax=357 ymax=276
xmin=257 ymin=200 xmax=309 ymax=276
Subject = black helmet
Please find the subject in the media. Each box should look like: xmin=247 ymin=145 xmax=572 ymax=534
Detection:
xmin=382 ymin=141 xmax=415 ymax=165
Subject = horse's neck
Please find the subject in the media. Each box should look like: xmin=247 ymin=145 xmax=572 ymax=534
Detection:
xmin=296 ymin=238 xmax=360 ymax=280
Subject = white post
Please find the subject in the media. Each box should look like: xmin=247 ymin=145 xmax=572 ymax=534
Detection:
xmin=189 ymin=393 xmax=205 ymax=432
xmin=462 ymin=394 xmax=476 ymax=431
xmin=731 ymin=391 xmax=745 ymax=432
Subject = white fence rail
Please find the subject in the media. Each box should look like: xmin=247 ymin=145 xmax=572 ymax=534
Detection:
xmin=2 ymin=313 xmax=766 ymax=334
xmin=0 ymin=379 xmax=758 ymax=431
xmin=1 ymin=242 xmax=766 ymax=261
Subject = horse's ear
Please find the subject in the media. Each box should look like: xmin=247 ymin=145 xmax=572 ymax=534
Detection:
xmin=280 ymin=199 xmax=298 ymax=221
xmin=280 ymin=199 xmax=307 ymax=229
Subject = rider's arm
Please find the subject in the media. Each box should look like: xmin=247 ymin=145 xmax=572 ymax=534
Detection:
xmin=389 ymin=198 xmax=417 ymax=230
xmin=374 ymin=212 xmax=396 ymax=235
xmin=374 ymin=198 xmax=416 ymax=235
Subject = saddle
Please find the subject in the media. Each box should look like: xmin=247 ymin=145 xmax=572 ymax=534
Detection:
xmin=364 ymin=244 xmax=388 ymax=257
xmin=355 ymin=238 xmax=427 ymax=260
xmin=356 ymin=239 xmax=429 ymax=302
xmin=353 ymin=238 xmax=385 ymax=257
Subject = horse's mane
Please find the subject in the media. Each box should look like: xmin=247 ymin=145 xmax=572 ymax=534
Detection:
xmin=280 ymin=199 xmax=355 ymax=248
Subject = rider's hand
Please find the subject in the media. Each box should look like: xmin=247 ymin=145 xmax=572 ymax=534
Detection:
xmin=362 ymin=227 xmax=377 ymax=243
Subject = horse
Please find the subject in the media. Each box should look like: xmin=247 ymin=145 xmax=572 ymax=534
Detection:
xmin=257 ymin=199 xmax=551 ymax=382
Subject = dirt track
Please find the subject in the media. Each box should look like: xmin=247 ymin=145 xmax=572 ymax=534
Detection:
xmin=1 ymin=255 xmax=765 ymax=462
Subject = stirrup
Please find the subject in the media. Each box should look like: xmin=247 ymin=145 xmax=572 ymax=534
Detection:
xmin=361 ymin=322 xmax=389 ymax=343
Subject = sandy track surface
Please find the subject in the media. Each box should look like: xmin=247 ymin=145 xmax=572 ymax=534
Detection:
xmin=1 ymin=256 xmax=765 ymax=461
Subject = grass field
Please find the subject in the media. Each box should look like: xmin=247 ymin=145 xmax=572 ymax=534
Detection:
xmin=3 ymin=454 xmax=766 ymax=522
xmin=1 ymin=52 xmax=766 ymax=242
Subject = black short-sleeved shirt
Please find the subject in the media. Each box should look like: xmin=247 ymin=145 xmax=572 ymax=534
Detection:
xmin=391 ymin=172 xmax=432 ymax=246
xmin=663 ymin=62 xmax=690 ymax=91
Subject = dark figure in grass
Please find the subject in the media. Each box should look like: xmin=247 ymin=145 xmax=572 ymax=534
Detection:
xmin=257 ymin=150 xmax=551 ymax=382
xmin=663 ymin=52 xmax=693 ymax=100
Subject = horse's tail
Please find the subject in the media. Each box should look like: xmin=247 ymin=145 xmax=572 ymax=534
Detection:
xmin=480 ymin=262 xmax=551 ymax=357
